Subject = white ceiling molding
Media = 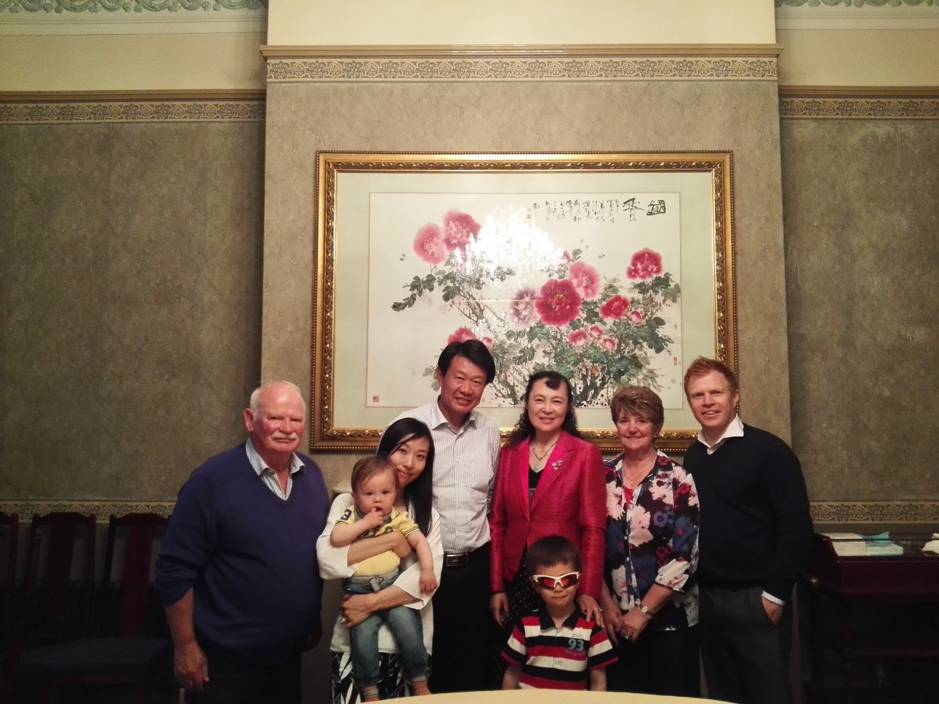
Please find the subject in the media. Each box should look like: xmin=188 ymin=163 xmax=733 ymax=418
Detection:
xmin=0 ymin=2 xmax=266 ymax=35
xmin=776 ymin=1 xmax=939 ymax=30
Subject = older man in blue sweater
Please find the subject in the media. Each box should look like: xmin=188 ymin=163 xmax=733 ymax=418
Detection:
xmin=156 ymin=381 xmax=329 ymax=704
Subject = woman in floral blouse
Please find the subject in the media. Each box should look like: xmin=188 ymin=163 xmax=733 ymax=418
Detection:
xmin=599 ymin=385 xmax=701 ymax=697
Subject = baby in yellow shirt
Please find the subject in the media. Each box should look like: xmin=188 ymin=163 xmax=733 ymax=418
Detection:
xmin=330 ymin=455 xmax=436 ymax=700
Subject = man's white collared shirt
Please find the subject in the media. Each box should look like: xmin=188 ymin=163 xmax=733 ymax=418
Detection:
xmin=395 ymin=400 xmax=500 ymax=554
xmin=245 ymin=438 xmax=303 ymax=499
xmin=697 ymin=414 xmax=745 ymax=455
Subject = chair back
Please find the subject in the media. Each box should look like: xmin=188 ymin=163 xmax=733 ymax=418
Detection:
xmin=0 ymin=512 xmax=19 ymax=645
xmin=100 ymin=513 xmax=169 ymax=638
xmin=20 ymin=512 xmax=96 ymax=644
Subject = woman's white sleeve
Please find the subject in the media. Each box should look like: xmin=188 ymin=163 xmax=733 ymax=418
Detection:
xmin=393 ymin=506 xmax=444 ymax=609
xmin=317 ymin=494 xmax=357 ymax=580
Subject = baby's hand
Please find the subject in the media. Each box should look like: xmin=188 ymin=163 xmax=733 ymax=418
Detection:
xmin=419 ymin=569 xmax=438 ymax=594
xmin=361 ymin=508 xmax=386 ymax=529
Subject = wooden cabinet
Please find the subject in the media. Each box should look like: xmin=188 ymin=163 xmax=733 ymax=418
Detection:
xmin=804 ymin=532 xmax=939 ymax=704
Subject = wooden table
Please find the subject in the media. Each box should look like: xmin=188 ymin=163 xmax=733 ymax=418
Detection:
xmin=804 ymin=531 xmax=939 ymax=703
xmin=427 ymin=690 xmax=711 ymax=703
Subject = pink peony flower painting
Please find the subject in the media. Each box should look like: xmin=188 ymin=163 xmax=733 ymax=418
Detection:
xmin=599 ymin=294 xmax=630 ymax=320
xmin=442 ymin=210 xmax=481 ymax=253
xmin=413 ymin=223 xmax=447 ymax=265
xmin=568 ymin=329 xmax=589 ymax=347
xmin=392 ymin=204 xmax=679 ymax=408
xmin=447 ymin=327 xmax=478 ymax=344
xmin=626 ymin=248 xmax=663 ymax=280
xmin=536 ymin=279 xmax=583 ymax=327
xmin=509 ymin=286 xmax=539 ymax=326
xmin=567 ymin=261 xmax=601 ymax=300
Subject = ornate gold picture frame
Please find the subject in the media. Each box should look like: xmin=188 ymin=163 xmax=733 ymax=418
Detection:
xmin=313 ymin=152 xmax=736 ymax=452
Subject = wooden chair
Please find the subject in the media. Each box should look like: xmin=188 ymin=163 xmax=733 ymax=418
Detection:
xmin=0 ymin=512 xmax=20 ymax=702
xmin=0 ymin=512 xmax=19 ymax=641
xmin=3 ymin=511 xmax=96 ymax=703
xmin=7 ymin=512 xmax=173 ymax=704
xmin=98 ymin=513 xmax=170 ymax=639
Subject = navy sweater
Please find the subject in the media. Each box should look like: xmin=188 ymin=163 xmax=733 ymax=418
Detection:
xmin=683 ymin=425 xmax=813 ymax=602
xmin=156 ymin=444 xmax=329 ymax=666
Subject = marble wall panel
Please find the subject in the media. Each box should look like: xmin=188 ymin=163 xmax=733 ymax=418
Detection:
xmin=262 ymin=79 xmax=791 ymax=494
xmin=781 ymin=119 xmax=939 ymax=501
xmin=0 ymin=121 xmax=266 ymax=501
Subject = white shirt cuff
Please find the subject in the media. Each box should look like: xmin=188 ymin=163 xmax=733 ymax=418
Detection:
xmin=762 ymin=591 xmax=785 ymax=607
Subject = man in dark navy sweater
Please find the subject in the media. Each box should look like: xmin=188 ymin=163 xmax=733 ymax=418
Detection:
xmin=156 ymin=381 xmax=329 ymax=704
xmin=682 ymin=358 xmax=812 ymax=704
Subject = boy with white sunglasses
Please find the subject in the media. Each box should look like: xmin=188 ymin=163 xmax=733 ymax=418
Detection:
xmin=501 ymin=536 xmax=616 ymax=691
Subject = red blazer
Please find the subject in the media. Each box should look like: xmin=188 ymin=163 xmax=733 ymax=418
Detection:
xmin=489 ymin=431 xmax=606 ymax=599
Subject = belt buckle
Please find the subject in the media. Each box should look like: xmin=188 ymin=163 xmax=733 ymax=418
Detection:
xmin=444 ymin=553 xmax=468 ymax=568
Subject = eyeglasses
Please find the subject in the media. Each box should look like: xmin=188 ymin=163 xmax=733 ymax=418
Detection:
xmin=530 ymin=571 xmax=581 ymax=590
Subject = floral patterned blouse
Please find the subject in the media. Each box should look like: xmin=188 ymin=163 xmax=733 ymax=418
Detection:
xmin=604 ymin=450 xmax=700 ymax=631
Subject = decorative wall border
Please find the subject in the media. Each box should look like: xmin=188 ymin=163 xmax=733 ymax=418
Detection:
xmin=810 ymin=502 xmax=939 ymax=523
xmin=0 ymin=90 xmax=265 ymax=123
xmin=0 ymin=0 xmax=266 ymax=11
xmin=0 ymin=0 xmax=267 ymax=35
xmin=262 ymin=45 xmax=781 ymax=83
xmin=775 ymin=0 xmax=939 ymax=27
xmin=2 ymin=500 xmax=936 ymax=523
xmin=776 ymin=0 xmax=937 ymax=8
xmin=0 ymin=500 xmax=175 ymax=518
xmin=779 ymin=87 xmax=939 ymax=118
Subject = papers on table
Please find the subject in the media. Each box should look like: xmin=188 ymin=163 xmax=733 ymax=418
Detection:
xmin=823 ymin=531 xmax=904 ymax=557
xmin=923 ymin=533 xmax=939 ymax=555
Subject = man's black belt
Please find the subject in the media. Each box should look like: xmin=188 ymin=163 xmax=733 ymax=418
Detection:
xmin=442 ymin=543 xmax=490 ymax=568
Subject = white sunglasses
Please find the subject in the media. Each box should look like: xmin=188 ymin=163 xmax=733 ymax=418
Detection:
xmin=530 ymin=571 xmax=581 ymax=589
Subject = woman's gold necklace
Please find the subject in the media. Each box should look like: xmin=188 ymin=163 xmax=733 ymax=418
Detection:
xmin=623 ymin=453 xmax=656 ymax=486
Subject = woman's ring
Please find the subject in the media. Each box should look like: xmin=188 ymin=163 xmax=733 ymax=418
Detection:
xmin=624 ymin=635 xmax=631 ymax=641
xmin=340 ymin=616 xmax=347 ymax=624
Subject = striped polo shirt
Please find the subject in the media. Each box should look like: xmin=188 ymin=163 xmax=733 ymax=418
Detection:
xmin=502 ymin=608 xmax=617 ymax=690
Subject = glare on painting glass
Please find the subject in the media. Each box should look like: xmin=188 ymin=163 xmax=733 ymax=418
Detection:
xmin=456 ymin=210 xmax=564 ymax=282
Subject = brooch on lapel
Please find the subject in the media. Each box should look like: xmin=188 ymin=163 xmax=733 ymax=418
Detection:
xmin=552 ymin=460 xmax=564 ymax=471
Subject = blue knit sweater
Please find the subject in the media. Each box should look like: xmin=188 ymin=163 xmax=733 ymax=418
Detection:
xmin=157 ymin=444 xmax=329 ymax=666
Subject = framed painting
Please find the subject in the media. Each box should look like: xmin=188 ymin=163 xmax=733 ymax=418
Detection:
xmin=312 ymin=152 xmax=736 ymax=452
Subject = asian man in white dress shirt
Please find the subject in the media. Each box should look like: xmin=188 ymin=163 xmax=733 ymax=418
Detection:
xmin=393 ymin=339 xmax=501 ymax=692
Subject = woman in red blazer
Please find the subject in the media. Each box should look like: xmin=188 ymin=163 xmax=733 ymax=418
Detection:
xmin=489 ymin=370 xmax=607 ymax=633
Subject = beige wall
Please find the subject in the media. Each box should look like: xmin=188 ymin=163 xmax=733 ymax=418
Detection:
xmin=0 ymin=32 xmax=267 ymax=92
xmin=777 ymin=28 xmax=939 ymax=87
xmin=0 ymin=114 xmax=266 ymax=505
xmin=5 ymin=4 xmax=939 ymax=92
xmin=268 ymin=0 xmax=776 ymax=45
xmin=781 ymin=116 xmax=939 ymax=502
xmin=259 ymin=51 xmax=791 ymax=495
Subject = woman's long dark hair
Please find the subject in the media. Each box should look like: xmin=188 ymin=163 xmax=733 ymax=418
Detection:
xmin=378 ymin=418 xmax=435 ymax=535
xmin=506 ymin=370 xmax=582 ymax=447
